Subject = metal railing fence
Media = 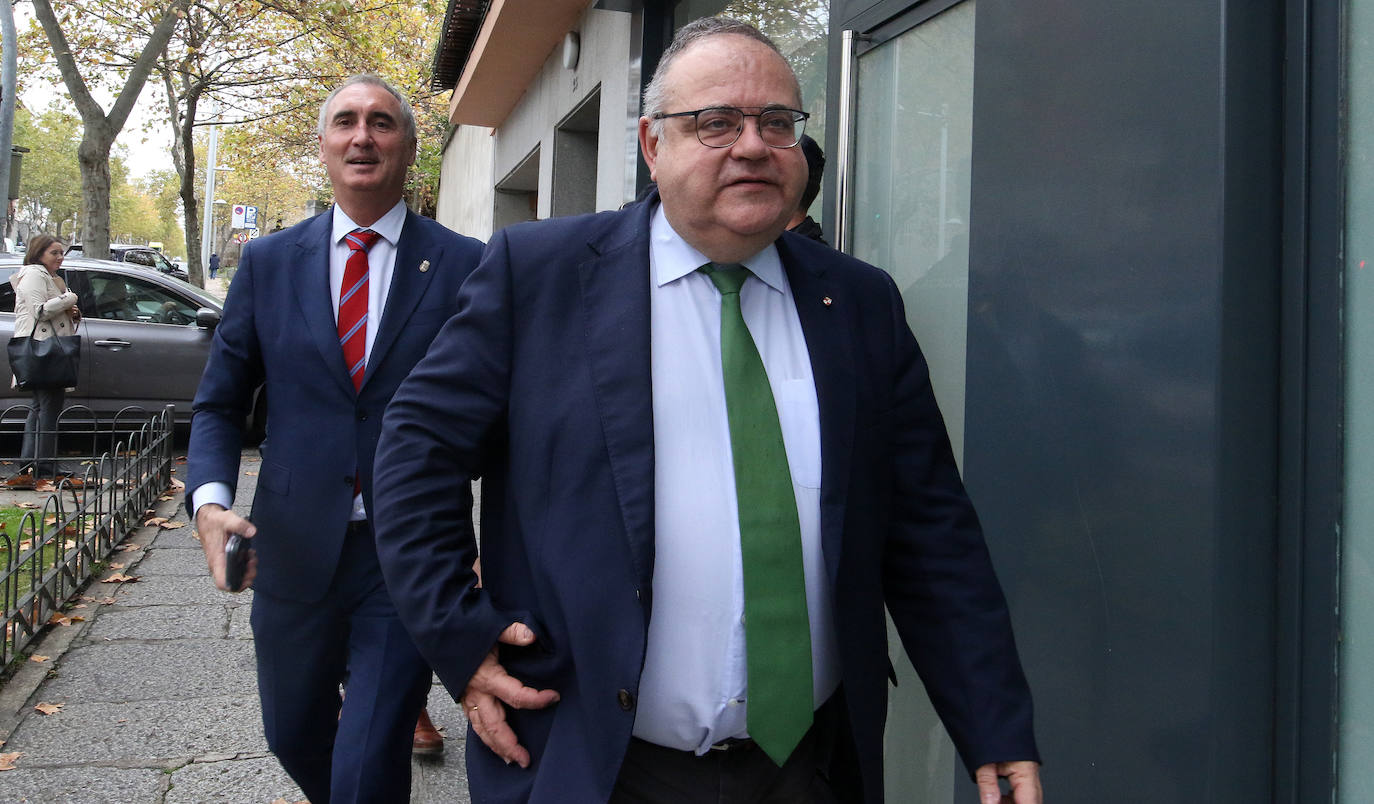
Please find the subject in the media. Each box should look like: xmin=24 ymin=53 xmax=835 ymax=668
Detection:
xmin=0 ymin=404 xmax=176 ymax=668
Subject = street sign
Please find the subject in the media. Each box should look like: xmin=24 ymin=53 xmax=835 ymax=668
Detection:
xmin=245 ymin=206 xmax=259 ymax=229
xmin=248 ymin=228 xmax=261 ymax=239
xmin=231 ymin=204 xmax=246 ymax=228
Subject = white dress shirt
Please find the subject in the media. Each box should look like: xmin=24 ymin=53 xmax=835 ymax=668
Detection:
xmin=632 ymin=203 xmax=840 ymax=755
xmin=192 ymin=201 xmax=408 ymax=520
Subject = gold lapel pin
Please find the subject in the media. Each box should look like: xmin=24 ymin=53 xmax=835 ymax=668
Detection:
xmin=418 ymin=260 xmax=430 ymax=273
xmin=822 ymin=296 xmax=833 ymax=306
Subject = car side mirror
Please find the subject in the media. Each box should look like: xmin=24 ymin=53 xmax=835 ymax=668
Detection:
xmin=196 ymin=308 xmax=221 ymax=329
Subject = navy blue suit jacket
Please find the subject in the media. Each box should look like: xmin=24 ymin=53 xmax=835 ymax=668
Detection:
xmin=373 ymin=195 xmax=1038 ymax=802
xmin=187 ymin=208 xmax=483 ymax=602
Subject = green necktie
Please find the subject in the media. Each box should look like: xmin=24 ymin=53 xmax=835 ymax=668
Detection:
xmin=702 ymin=263 xmax=813 ymax=766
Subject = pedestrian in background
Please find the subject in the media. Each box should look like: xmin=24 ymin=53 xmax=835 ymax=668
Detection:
xmin=787 ymin=134 xmax=827 ymax=244
xmin=6 ymin=234 xmax=81 ymax=489
xmin=209 ymin=252 xmax=220 ymax=279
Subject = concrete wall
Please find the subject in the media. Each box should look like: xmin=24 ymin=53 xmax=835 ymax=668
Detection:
xmin=436 ymin=125 xmax=496 ymax=241
xmin=492 ymin=7 xmax=637 ymax=219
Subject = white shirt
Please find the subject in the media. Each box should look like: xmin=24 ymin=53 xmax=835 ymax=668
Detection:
xmin=632 ymin=203 xmax=840 ymax=754
xmin=192 ymin=200 xmax=408 ymax=520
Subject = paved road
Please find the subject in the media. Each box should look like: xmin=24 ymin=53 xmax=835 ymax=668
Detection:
xmin=0 ymin=450 xmax=472 ymax=803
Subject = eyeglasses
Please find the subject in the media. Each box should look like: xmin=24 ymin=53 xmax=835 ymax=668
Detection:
xmin=652 ymin=106 xmax=810 ymax=149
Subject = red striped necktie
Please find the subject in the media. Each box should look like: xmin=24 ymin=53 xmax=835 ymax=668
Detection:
xmin=340 ymin=228 xmax=380 ymax=390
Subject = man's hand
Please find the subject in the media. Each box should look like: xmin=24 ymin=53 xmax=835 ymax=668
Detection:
xmin=195 ymin=503 xmax=257 ymax=592
xmin=975 ymin=760 xmax=1042 ymax=804
xmin=462 ymin=622 xmax=561 ymax=768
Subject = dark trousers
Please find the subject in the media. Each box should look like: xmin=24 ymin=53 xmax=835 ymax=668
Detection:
xmin=611 ymin=692 xmax=861 ymax=804
xmin=20 ymin=386 xmax=64 ymax=476
xmin=250 ymin=521 xmax=431 ymax=804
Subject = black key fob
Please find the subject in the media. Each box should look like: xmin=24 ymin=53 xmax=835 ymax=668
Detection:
xmin=224 ymin=532 xmax=249 ymax=592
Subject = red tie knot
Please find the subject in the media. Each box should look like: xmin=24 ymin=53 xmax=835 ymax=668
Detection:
xmin=345 ymin=228 xmax=381 ymax=254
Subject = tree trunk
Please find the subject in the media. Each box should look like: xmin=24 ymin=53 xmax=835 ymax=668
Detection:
xmin=77 ymin=131 xmax=112 ymax=259
xmin=177 ymin=90 xmax=203 ymax=286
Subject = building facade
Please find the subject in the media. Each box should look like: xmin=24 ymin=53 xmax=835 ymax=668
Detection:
xmin=431 ymin=1 xmax=1365 ymax=801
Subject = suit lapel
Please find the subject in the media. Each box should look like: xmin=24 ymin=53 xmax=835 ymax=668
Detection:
xmin=578 ymin=203 xmax=657 ymax=596
xmin=366 ymin=210 xmax=440 ymax=391
xmin=778 ymin=236 xmax=856 ymax=586
xmin=288 ymin=212 xmax=356 ymax=398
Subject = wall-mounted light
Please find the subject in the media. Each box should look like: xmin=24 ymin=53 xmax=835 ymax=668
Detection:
xmin=563 ymin=31 xmax=581 ymax=71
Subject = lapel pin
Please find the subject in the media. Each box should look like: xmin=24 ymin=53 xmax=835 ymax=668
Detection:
xmin=822 ymin=296 xmax=833 ymax=306
xmin=418 ymin=259 xmax=430 ymax=273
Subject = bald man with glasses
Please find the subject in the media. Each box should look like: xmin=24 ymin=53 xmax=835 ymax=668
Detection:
xmin=372 ymin=17 xmax=1041 ymax=804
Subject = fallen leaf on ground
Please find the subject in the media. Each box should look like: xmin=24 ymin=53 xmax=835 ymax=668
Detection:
xmin=157 ymin=520 xmax=185 ymax=530
xmin=17 ymin=539 xmax=32 ymax=551
xmin=245 ymin=471 xmax=258 ymax=476
xmin=175 ymin=455 xmax=187 ymax=463
xmin=101 ymin=574 xmax=138 ymax=584
xmin=115 ymin=543 xmax=141 ymax=552
xmin=16 ymin=501 xmax=37 ymax=509
xmin=108 ymin=563 xmax=125 ymax=571
xmin=144 ymin=517 xmax=168 ymax=527
xmin=157 ymin=494 xmax=174 ymax=501
xmin=33 ymin=702 xmax=63 ymax=715
xmin=33 ymin=480 xmax=55 ymax=493
xmin=168 ymin=478 xmax=185 ymax=491
xmin=68 ymin=615 xmax=85 ymax=622
xmin=48 ymin=613 xmax=72 ymax=626
xmin=0 ymin=751 xmax=19 ymax=771
xmin=29 ymin=655 xmax=48 ymax=663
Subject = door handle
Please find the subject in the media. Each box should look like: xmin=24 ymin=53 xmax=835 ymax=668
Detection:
xmin=835 ymin=29 xmax=860 ymax=254
xmin=94 ymin=339 xmax=133 ymax=348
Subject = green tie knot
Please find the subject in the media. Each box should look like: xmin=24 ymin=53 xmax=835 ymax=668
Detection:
xmin=702 ymin=262 xmax=749 ymax=296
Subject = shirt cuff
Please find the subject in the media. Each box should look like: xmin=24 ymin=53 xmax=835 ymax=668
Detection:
xmin=191 ymin=482 xmax=234 ymax=517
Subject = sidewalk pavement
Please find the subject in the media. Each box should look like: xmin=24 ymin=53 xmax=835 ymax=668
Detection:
xmin=0 ymin=451 xmax=472 ymax=803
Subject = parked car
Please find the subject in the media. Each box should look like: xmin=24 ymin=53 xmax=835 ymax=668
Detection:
xmin=0 ymin=255 xmax=238 ymax=427
xmin=65 ymin=243 xmax=191 ymax=281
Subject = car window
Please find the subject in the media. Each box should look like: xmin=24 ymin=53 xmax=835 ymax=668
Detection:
xmin=123 ymin=250 xmax=155 ymax=267
xmin=0 ymin=273 xmax=13 ymax=313
xmin=150 ymin=252 xmax=175 ymax=272
xmin=89 ymin=274 xmax=199 ymax=325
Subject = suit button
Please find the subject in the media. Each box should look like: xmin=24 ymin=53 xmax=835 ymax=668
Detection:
xmin=617 ymin=689 xmax=635 ymax=711
xmin=344 ymin=475 xmax=355 ymax=486
xmin=357 ymin=410 xmax=368 ymax=421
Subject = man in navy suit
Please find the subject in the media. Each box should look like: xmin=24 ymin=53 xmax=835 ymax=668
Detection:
xmin=186 ymin=75 xmax=483 ymax=802
xmin=373 ymin=18 xmax=1041 ymax=804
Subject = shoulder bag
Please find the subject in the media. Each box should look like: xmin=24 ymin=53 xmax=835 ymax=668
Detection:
xmin=8 ymin=318 xmax=81 ymax=390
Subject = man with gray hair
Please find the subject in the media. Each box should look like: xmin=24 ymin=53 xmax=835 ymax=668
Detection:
xmin=374 ymin=17 xmax=1041 ymax=803
xmin=187 ymin=74 xmax=484 ymax=801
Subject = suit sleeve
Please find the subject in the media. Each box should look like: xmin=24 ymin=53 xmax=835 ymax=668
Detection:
xmin=372 ymin=229 xmax=529 ymax=698
xmin=877 ymin=272 xmax=1040 ymax=772
xmin=185 ymin=244 xmax=265 ymax=512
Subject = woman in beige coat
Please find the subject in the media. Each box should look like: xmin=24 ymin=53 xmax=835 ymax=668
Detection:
xmin=6 ymin=234 xmax=80 ymax=488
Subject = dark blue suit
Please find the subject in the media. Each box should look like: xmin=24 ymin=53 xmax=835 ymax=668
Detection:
xmin=188 ymin=208 xmax=483 ymax=802
xmin=373 ymin=194 xmax=1038 ymax=803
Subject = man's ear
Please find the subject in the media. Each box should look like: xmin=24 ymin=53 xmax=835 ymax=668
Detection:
xmin=637 ymin=117 xmax=659 ymax=181
xmin=318 ymin=135 xmax=326 ymax=165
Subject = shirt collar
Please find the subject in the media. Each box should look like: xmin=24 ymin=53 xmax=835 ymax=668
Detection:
xmin=649 ymin=203 xmax=785 ymax=292
xmin=331 ymin=200 xmax=407 ymax=248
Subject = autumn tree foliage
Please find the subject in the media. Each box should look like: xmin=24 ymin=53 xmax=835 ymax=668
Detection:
xmin=20 ymin=0 xmax=463 ymax=279
xmin=151 ymin=0 xmax=454 ymax=282
xmin=28 ymin=0 xmax=191 ymax=261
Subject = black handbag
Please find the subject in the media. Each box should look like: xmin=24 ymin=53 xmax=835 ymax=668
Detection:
xmin=8 ymin=319 xmax=80 ymax=390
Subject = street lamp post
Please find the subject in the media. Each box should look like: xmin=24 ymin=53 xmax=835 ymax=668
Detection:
xmin=199 ymin=121 xmax=233 ymax=282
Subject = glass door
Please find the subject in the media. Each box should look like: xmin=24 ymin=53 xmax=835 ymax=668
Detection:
xmin=837 ymin=1 xmax=976 ymax=799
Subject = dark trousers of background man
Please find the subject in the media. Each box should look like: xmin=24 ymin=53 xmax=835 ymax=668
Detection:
xmin=251 ymin=521 xmax=431 ymax=803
